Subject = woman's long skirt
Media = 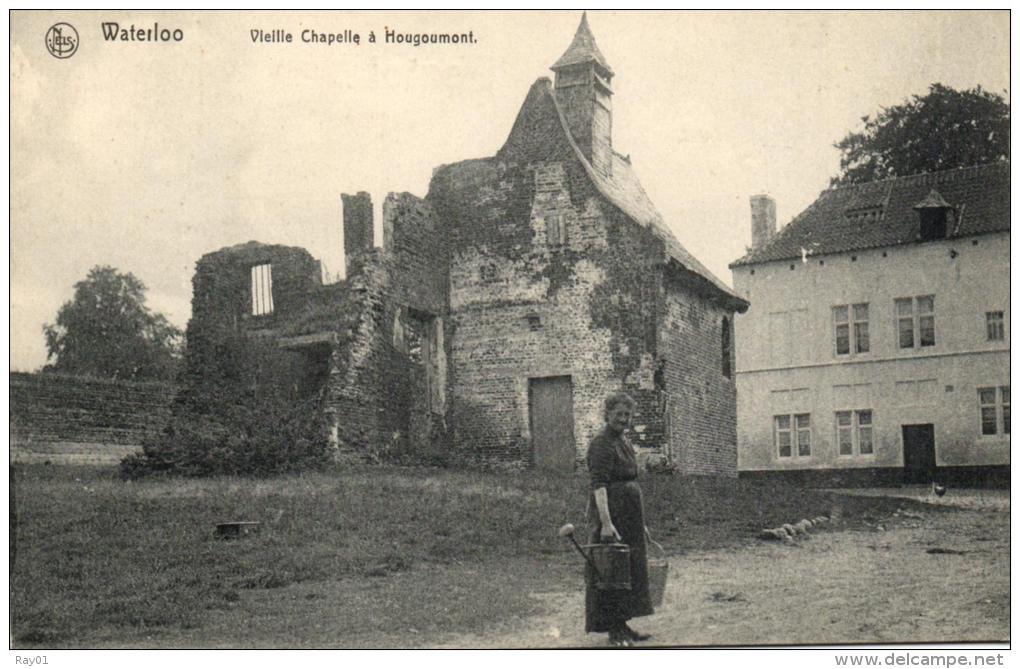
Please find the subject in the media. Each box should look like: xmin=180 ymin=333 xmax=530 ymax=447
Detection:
xmin=585 ymin=480 xmax=653 ymax=632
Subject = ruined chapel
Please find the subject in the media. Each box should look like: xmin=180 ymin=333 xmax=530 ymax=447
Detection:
xmin=182 ymin=14 xmax=749 ymax=473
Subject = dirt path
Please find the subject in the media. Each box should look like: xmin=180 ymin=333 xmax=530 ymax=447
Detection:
xmin=434 ymin=497 xmax=1009 ymax=648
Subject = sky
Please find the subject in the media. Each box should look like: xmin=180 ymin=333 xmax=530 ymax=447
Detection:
xmin=10 ymin=10 xmax=1010 ymax=371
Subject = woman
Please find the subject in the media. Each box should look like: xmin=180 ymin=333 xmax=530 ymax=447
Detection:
xmin=585 ymin=391 xmax=653 ymax=646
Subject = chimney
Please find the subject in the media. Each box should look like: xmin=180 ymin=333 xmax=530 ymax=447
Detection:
xmin=342 ymin=192 xmax=373 ymax=276
xmin=750 ymin=194 xmax=776 ymax=251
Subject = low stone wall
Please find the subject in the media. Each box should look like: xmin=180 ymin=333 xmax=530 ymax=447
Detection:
xmin=738 ymin=465 xmax=1010 ymax=489
xmin=10 ymin=372 xmax=175 ymax=464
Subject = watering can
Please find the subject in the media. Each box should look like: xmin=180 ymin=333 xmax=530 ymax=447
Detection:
xmin=558 ymin=523 xmax=631 ymax=590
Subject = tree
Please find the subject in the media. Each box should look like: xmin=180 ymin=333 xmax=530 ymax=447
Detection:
xmin=832 ymin=83 xmax=1009 ymax=186
xmin=43 ymin=265 xmax=183 ymax=381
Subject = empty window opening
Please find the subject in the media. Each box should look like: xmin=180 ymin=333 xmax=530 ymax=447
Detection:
xmin=251 ymin=263 xmax=274 ymax=316
xmin=401 ymin=309 xmax=442 ymax=414
xmin=405 ymin=314 xmax=425 ymax=365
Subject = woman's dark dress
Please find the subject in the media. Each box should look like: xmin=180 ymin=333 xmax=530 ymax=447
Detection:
xmin=585 ymin=429 xmax=653 ymax=633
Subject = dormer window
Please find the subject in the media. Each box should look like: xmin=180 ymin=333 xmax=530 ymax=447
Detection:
xmin=913 ymin=189 xmax=954 ymax=241
xmin=844 ymin=205 xmax=884 ymax=222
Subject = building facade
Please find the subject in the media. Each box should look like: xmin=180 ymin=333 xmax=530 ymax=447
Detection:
xmin=179 ymin=15 xmax=748 ymax=473
xmin=730 ymin=163 xmax=1009 ymax=486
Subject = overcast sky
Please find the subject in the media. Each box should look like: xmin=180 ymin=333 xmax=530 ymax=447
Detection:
xmin=10 ymin=10 xmax=1010 ymax=371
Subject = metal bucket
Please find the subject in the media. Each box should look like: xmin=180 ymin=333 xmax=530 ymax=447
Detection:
xmin=584 ymin=542 xmax=631 ymax=590
xmin=646 ymin=537 xmax=669 ymax=608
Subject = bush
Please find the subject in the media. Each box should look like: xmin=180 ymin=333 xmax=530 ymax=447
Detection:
xmin=121 ymin=326 xmax=334 ymax=478
xmin=121 ymin=393 xmax=331 ymax=478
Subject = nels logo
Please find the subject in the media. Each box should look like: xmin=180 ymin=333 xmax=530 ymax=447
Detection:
xmin=45 ymin=22 xmax=79 ymax=59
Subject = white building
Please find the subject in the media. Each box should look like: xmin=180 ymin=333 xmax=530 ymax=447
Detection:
xmin=730 ymin=163 xmax=1009 ymax=486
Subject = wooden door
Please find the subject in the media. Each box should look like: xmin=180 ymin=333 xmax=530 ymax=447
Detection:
xmin=529 ymin=376 xmax=576 ymax=471
xmin=902 ymin=424 xmax=936 ymax=484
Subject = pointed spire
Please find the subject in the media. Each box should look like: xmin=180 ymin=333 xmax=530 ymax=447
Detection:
xmin=551 ymin=12 xmax=614 ymax=76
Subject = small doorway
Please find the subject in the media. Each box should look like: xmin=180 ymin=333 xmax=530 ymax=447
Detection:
xmin=529 ymin=376 xmax=576 ymax=471
xmin=902 ymin=424 xmax=936 ymax=484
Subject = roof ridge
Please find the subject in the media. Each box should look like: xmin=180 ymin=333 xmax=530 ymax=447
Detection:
xmin=825 ymin=161 xmax=1008 ymax=194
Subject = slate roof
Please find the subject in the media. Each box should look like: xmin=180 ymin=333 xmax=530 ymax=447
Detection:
xmin=731 ymin=162 xmax=1010 ymax=268
xmin=550 ymin=12 xmax=614 ymax=76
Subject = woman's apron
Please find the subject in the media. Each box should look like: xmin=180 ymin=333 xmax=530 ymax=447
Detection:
xmin=584 ymin=479 xmax=653 ymax=632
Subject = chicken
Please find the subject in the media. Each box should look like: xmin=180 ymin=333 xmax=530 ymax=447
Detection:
xmin=932 ymin=482 xmax=947 ymax=497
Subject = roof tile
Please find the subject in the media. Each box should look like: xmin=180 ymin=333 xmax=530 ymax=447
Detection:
xmin=731 ymin=162 xmax=1010 ymax=267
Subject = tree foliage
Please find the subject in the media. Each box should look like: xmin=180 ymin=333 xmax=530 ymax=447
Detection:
xmin=43 ymin=265 xmax=183 ymax=381
xmin=832 ymin=83 xmax=1009 ymax=186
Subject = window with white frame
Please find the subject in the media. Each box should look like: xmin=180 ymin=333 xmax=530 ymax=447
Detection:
xmin=833 ymin=303 xmax=869 ymax=355
xmin=986 ymin=311 xmax=1005 ymax=341
xmin=978 ymin=386 xmax=1010 ymax=436
xmin=895 ymin=295 xmax=936 ymax=349
xmin=251 ymin=263 xmax=274 ymax=316
xmin=836 ymin=409 xmax=873 ymax=456
xmin=775 ymin=413 xmax=811 ymax=458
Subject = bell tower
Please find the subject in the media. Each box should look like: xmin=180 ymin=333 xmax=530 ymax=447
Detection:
xmin=550 ymin=12 xmax=614 ymax=177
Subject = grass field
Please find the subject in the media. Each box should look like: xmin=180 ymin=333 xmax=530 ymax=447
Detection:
xmin=10 ymin=464 xmax=936 ymax=648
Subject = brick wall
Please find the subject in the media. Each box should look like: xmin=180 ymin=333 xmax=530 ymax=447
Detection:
xmin=658 ymin=272 xmax=738 ymax=476
xmin=426 ymin=78 xmax=679 ymax=468
xmin=10 ymin=372 xmax=175 ymax=463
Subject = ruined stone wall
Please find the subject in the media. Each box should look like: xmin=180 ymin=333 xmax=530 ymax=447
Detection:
xmin=658 ymin=273 xmax=738 ymax=476
xmin=383 ymin=193 xmax=447 ymax=313
xmin=324 ymin=193 xmax=448 ymax=461
xmin=342 ymin=192 xmax=374 ymax=276
xmin=191 ymin=242 xmax=322 ymax=328
xmin=177 ymin=242 xmax=328 ymax=418
xmin=323 ymin=255 xmax=399 ymax=459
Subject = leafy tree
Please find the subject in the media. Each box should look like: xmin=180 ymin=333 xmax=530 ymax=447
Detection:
xmin=43 ymin=265 xmax=183 ymax=381
xmin=832 ymin=83 xmax=1009 ymax=186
